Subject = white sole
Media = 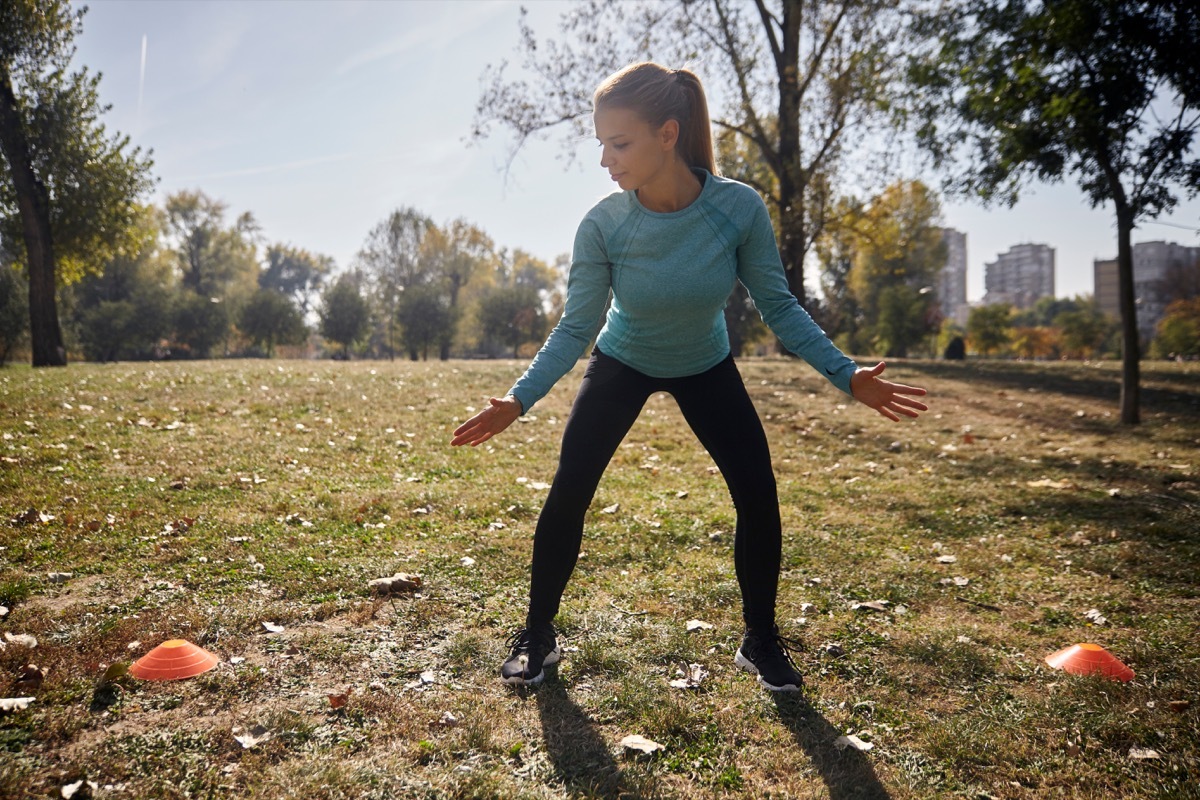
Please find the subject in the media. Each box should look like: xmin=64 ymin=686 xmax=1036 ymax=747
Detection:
xmin=735 ymin=647 xmax=802 ymax=692
xmin=501 ymin=646 xmax=561 ymax=685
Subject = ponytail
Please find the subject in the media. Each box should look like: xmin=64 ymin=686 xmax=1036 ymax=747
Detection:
xmin=593 ymin=62 xmax=718 ymax=176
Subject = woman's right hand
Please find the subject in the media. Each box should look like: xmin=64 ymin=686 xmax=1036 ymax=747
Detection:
xmin=450 ymin=395 xmax=523 ymax=447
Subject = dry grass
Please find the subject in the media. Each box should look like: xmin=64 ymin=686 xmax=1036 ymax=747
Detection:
xmin=0 ymin=357 xmax=1197 ymax=799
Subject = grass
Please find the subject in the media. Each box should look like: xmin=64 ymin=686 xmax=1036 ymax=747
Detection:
xmin=0 ymin=356 xmax=1197 ymax=799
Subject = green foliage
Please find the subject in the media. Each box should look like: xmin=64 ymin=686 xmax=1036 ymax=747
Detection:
xmin=357 ymin=208 xmax=434 ymax=359
xmin=0 ymin=262 xmax=27 ymax=364
xmin=827 ymin=181 xmax=945 ymax=357
xmin=1151 ymin=296 xmax=1200 ymax=358
xmin=477 ymin=284 xmax=547 ymax=358
xmin=1054 ymin=298 xmax=1118 ymax=359
xmin=164 ymin=190 xmax=258 ymax=300
xmin=907 ymin=0 xmax=1200 ymax=420
xmin=0 ymin=0 xmax=155 ymax=284
xmin=170 ymin=292 xmax=230 ymax=359
xmin=966 ymin=303 xmax=1012 ymax=356
xmin=238 ymin=288 xmax=308 ymax=357
xmin=66 ymin=205 xmax=172 ymax=361
xmin=319 ymin=271 xmax=370 ymax=357
xmin=395 ymin=283 xmax=454 ymax=362
xmin=259 ymin=244 xmax=332 ymax=316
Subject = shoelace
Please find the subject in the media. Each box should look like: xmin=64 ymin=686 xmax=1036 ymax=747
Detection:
xmin=505 ymin=627 xmax=552 ymax=655
xmin=752 ymin=631 xmax=804 ymax=666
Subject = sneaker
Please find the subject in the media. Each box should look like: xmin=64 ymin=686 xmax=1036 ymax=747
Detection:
xmin=735 ymin=628 xmax=803 ymax=692
xmin=500 ymin=625 xmax=560 ymax=685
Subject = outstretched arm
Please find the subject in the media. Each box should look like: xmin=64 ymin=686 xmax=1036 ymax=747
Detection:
xmin=850 ymin=362 xmax=928 ymax=422
xmin=451 ymin=395 xmax=523 ymax=447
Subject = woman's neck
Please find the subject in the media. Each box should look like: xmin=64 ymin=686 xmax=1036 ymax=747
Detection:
xmin=637 ymin=160 xmax=703 ymax=213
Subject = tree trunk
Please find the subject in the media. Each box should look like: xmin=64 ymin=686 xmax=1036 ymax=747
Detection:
xmin=1115 ymin=201 xmax=1140 ymax=424
xmin=776 ymin=0 xmax=806 ymax=309
xmin=0 ymin=68 xmax=66 ymax=367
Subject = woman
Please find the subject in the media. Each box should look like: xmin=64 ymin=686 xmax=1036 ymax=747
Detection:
xmin=452 ymin=62 xmax=928 ymax=691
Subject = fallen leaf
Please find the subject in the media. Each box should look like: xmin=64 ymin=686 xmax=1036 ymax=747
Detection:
xmin=0 ymin=697 xmax=35 ymax=712
xmin=233 ymin=725 xmax=272 ymax=749
xmin=1027 ymin=478 xmax=1077 ymax=490
xmin=60 ymin=779 xmax=98 ymax=799
xmin=47 ymin=572 xmax=72 ymax=584
xmin=685 ymin=619 xmax=714 ymax=632
xmin=936 ymin=555 xmax=958 ymax=564
xmin=1128 ymin=747 xmax=1160 ymax=760
xmin=368 ymin=572 xmax=423 ymax=595
xmin=328 ymin=687 xmax=352 ymax=709
xmin=14 ymin=664 xmax=44 ymax=694
xmin=99 ymin=663 xmax=128 ymax=685
xmin=852 ymin=600 xmax=890 ymax=613
xmin=833 ymin=734 xmax=874 ymax=752
xmin=4 ymin=633 xmax=36 ymax=649
xmin=460 ymin=556 xmax=476 ymax=567
xmin=0 ymin=606 xmax=7 ymax=618
xmin=262 ymin=622 xmax=284 ymax=634
xmin=12 ymin=508 xmax=53 ymax=525
xmin=419 ymin=671 xmax=436 ymax=685
xmin=620 ymin=734 xmax=664 ymax=755
xmin=435 ymin=711 xmax=459 ymax=727
xmin=675 ymin=490 xmax=689 ymax=499
xmin=1084 ymin=608 xmax=1108 ymax=626
xmin=669 ymin=663 xmax=708 ymax=689
xmin=1168 ymin=700 xmax=1190 ymax=713
xmin=602 ymin=503 xmax=620 ymax=514
xmin=953 ymin=576 xmax=970 ymax=586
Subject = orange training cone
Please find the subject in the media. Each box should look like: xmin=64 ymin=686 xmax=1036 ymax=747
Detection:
xmin=129 ymin=639 xmax=219 ymax=680
xmin=1044 ymin=643 xmax=1134 ymax=682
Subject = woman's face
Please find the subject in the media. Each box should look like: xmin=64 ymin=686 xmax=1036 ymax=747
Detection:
xmin=594 ymin=105 xmax=677 ymax=193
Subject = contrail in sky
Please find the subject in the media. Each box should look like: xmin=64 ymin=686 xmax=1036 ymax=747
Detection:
xmin=137 ymin=34 xmax=147 ymax=132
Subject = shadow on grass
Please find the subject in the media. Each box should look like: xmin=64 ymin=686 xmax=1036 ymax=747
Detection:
xmin=772 ymin=693 xmax=892 ymax=800
xmin=534 ymin=679 xmax=624 ymax=799
xmin=912 ymin=359 xmax=1200 ymax=418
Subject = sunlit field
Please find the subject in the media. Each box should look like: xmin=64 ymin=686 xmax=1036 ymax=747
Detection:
xmin=1 ymin=357 xmax=1197 ymax=799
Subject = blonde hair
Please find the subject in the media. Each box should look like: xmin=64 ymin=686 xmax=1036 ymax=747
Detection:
xmin=593 ymin=62 xmax=718 ymax=176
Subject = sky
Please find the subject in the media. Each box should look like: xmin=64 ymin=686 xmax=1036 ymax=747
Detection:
xmin=70 ymin=0 xmax=1200 ymax=303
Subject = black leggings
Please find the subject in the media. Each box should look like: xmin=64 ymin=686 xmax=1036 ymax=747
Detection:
xmin=526 ymin=349 xmax=782 ymax=633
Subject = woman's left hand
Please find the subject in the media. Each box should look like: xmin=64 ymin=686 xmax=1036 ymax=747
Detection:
xmin=850 ymin=362 xmax=928 ymax=422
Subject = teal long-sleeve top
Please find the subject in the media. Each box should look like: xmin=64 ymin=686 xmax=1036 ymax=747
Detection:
xmin=508 ymin=169 xmax=857 ymax=413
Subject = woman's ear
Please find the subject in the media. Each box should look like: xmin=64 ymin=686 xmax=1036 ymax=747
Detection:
xmin=658 ymin=119 xmax=680 ymax=151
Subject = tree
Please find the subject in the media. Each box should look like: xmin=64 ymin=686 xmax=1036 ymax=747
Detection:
xmin=1055 ymin=298 xmax=1118 ymax=359
xmin=0 ymin=0 xmax=155 ymax=366
xmin=357 ymin=208 xmax=433 ymax=360
xmin=238 ymin=288 xmax=308 ymax=357
xmin=479 ymin=285 xmax=549 ymax=358
xmin=67 ymin=205 xmax=172 ymax=361
xmin=839 ymin=181 xmax=946 ymax=356
xmin=171 ymin=292 xmax=229 ymax=359
xmin=1150 ymin=296 xmax=1200 ymax=358
xmin=164 ymin=191 xmax=258 ymax=298
xmin=908 ymin=0 xmax=1200 ymax=423
xmin=473 ymin=0 xmax=903 ymax=308
xmin=163 ymin=190 xmax=258 ymax=355
xmin=258 ymin=244 xmax=332 ymax=318
xmin=419 ymin=219 xmax=494 ymax=359
xmin=0 ymin=262 xmax=28 ymax=365
xmin=319 ymin=271 xmax=370 ymax=358
xmin=967 ymin=303 xmax=1013 ymax=356
xmin=1010 ymin=326 xmax=1060 ymax=360
xmin=396 ymin=283 xmax=454 ymax=361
